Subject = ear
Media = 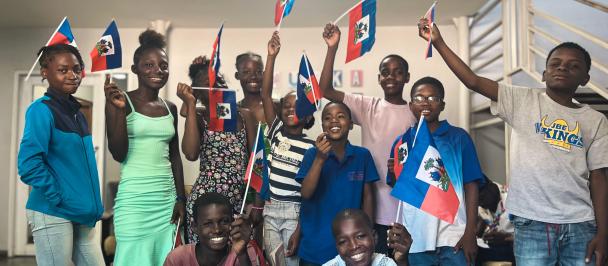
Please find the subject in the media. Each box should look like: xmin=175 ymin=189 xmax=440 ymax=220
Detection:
xmin=131 ymin=64 xmax=138 ymax=75
xmin=541 ymin=70 xmax=546 ymax=82
xmin=440 ymin=101 xmax=446 ymax=112
xmin=377 ymin=73 xmax=381 ymax=84
xmin=349 ymin=120 xmax=354 ymax=130
xmin=235 ymin=71 xmax=241 ymax=81
xmin=40 ymin=67 xmax=47 ymax=79
xmin=404 ymin=72 xmax=411 ymax=83
xmin=580 ymin=73 xmax=590 ymax=86
xmin=372 ymin=229 xmax=378 ymax=246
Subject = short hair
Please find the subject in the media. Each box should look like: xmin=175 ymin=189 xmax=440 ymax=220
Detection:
xmin=323 ymin=101 xmax=352 ymax=120
xmin=379 ymin=54 xmax=409 ymax=73
xmin=331 ymin=209 xmax=373 ymax=237
xmin=235 ymin=52 xmax=263 ymax=71
xmin=546 ymin=42 xmax=591 ymax=73
xmin=410 ymin=76 xmax=445 ymax=99
xmin=280 ymin=91 xmax=315 ymax=129
xmin=192 ymin=192 xmax=233 ymax=223
xmin=37 ymin=44 xmax=84 ymax=70
xmin=133 ymin=30 xmax=166 ymax=65
xmin=188 ymin=57 xmax=227 ymax=88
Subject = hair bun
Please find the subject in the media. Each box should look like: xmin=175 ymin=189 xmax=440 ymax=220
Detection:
xmin=138 ymin=29 xmax=166 ymax=49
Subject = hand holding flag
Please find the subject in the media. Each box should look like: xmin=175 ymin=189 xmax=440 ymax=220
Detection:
xmin=423 ymin=2 xmax=437 ymax=59
xmin=322 ymin=23 xmax=341 ymax=50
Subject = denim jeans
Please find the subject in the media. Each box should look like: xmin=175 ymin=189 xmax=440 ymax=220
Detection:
xmin=408 ymin=246 xmax=468 ymax=266
xmin=512 ymin=215 xmax=597 ymax=266
xmin=26 ymin=210 xmax=105 ymax=266
xmin=263 ymin=200 xmax=300 ymax=266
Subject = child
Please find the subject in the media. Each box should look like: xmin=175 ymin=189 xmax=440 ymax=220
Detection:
xmin=177 ymin=56 xmax=255 ymax=243
xmin=164 ymin=192 xmax=264 ymax=266
xmin=18 ymin=44 xmax=105 ymax=266
xmin=104 ymin=30 xmax=186 ymax=265
xmin=387 ymin=77 xmax=483 ymax=265
xmin=324 ymin=209 xmax=412 ymax=266
xmin=258 ymin=31 xmax=316 ymax=266
xmin=296 ymin=102 xmax=379 ymax=265
xmin=235 ymin=51 xmax=266 ymax=123
xmin=319 ymin=23 xmax=417 ymax=253
xmin=418 ymin=20 xmax=607 ymax=265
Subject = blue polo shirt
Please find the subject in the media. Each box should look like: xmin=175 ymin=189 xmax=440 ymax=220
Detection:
xmin=295 ymin=142 xmax=379 ymax=264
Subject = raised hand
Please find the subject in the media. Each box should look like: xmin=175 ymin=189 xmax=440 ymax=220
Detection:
xmin=104 ymin=74 xmax=126 ymax=109
xmin=417 ymin=18 xmax=442 ymax=43
xmin=388 ymin=222 xmax=412 ymax=263
xmin=192 ymin=56 xmax=208 ymax=65
xmin=176 ymin=82 xmax=196 ymax=106
xmin=315 ymin=132 xmax=332 ymax=160
xmin=323 ymin=23 xmax=341 ymax=48
xmin=230 ymin=214 xmax=252 ymax=255
xmin=268 ymin=31 xmax=281 ymax=57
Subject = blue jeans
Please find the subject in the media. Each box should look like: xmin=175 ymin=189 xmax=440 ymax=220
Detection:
xmin=263 ymin=200 xmax=300 ymax=266
xmin=26 ymin=210 xmax=104 ymax=266
xmin=409 ymin=246 xmax=468 ymax=266
xmin=512 ymin=215 xmax=597 ymax=266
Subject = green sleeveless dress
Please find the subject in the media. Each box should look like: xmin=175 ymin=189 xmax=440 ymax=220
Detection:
xmin=114 ymin=93 xmax=176 ymax=266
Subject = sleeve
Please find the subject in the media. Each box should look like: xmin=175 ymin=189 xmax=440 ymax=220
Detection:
xmin=460 ymin=132 xmax=485 ymax=186
xmin=587 ymin=117 xmax=608 ymax=170
xmin=489 ymin=83 xmax=530 ymax=126
xmin=342 ymin=93 xmax=374 ymax=126
xmin=295 ymin=147 xmax=317 ymax=183
xmin=17 ymin=102 xmax=63 ymax=206
xmin=363 ymin=149 xmax=380 ymax=183
xmin=265 ymin=116 xmax=282 ymax=139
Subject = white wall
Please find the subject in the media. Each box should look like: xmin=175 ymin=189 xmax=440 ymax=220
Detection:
xmin=0 ymin=24 xmax=461 ymax=252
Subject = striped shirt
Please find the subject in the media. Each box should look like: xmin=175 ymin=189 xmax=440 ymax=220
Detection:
xmin=265 ymin=118 xmax=315 ymax=203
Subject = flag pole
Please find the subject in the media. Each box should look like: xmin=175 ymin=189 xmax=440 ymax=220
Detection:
xmin=333 ymin=0 xmax=363 ymax=24
xmin=276 ymin=3 xmax=287 ymax=32
xmin=394 ymin=201 xmax=402 ymax=223
xmin=172 ymin=217 xmax=181 ymax=249
xmin=240 ymin=122 xmax=262 ymax=214
xmin=26 ymin=16 xmax=68 ymax=81
xmin=302 ymin=51 xmax=320 ymax=110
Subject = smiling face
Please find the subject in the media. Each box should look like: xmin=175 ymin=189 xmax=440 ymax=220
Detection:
xmin=378 ymin=56 xmax=410 ymax=98
xmin=281 ymin=93 xmax=298 ymax=126
xmin=542 ymin=47 xmax=590 ymax=94
xmin=132 ymin=48 xmax=169 ymax=90
xmin=235 ymin=57 xmax=263 ymax=94
xmin=409 ymin=83 xmax=445 ymax=123
xmin=335 ymin=218 xmax=376 ymax=266
xmin=321 ymin=103 xmax=353 ymax=141
xmin=195 ymin=203 xmax=232 ymax=251
xmin=42 ymin=52 xmax=82 ymax=95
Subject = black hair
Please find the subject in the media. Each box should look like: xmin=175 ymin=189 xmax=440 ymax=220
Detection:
xmin=410 ymin=76 xmax=445 ymax=99
xmin=280 ymin=91 xmax=316 ymax=129
xmin=331 ymin=209 xmax=373 ymax=237
xmin=546 ymin=42 xmax=591 ymax=73
xmin=192 ymin=192 xmax=233 ymax=223
xmin=37 ymin=44 xmax=84 ymax=71
xmin=133 ymin=30 xmax=167 ymax=66
xmin=379 ymin=54 xmax=409 ymax=73
xmin=478 ymin=175 xmax=501 ymax=213
xmin=323 ymin=101 xmax=352 ymax=120
xmin=235 ymin=52 xmax=263 ymax=71
xmin=188 ymin=57 xmax=228 ymax=88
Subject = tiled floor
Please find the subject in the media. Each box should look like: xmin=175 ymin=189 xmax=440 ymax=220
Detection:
xmin=0 ymin=256 xmax=36 ymax=266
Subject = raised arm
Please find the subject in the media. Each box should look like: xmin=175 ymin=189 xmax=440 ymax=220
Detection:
xmin=319 ymin=23 xmax=345 ymax=102
xmin=176 ymin=83 xmax=201 ymax=161
xmin=418 ymin=19 xmax=498 ymax=101
xmin=300 ymin=133 xmax=331 ymax=199
xmin=104 ymin=74 xmax=129 ymax=162
xmin=262 ymin=31 xmax=281 ymax=125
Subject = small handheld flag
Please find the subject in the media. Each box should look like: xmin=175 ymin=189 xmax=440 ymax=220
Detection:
xmin=345 ymin=0 xmax=376 ymax=63
xmin=241 ymin=123 xmax=270 ymax=213
xmin=424 ymin=2 xmax=437 ymax=59
xmin=208 ymin=23 xmax=224 ymax=89
xmin=207 ymin=88 xmax=238 ymax=132
xmin=391 ymin=117 xmax=460 ymax=224
xmin=275 ymin=0 xmax=295 ymax=29
xmin=295 ymin=53 xmax=322 ymax=121
xmin=90 ymin=20 xmax=122 ymax=72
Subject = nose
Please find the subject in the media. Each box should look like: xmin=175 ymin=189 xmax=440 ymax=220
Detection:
xmin=347 ymin=238 xmax=358 ymax=251
xmin=211 ymin=223 xmax=221 ymax=234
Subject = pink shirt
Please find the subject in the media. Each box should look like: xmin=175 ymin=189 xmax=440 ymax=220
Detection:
xmin=163 ymin=242 xmax=265 ymax=266
xmin=343 ymin=93 xmax=416 ymax=225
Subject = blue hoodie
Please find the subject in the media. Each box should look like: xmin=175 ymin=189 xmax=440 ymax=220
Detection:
xmin=18 ymin=89 xmax=103 ymax=227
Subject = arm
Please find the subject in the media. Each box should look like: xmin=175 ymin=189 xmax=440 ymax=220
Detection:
xmin=261 ymin=31 xmax=280 ymax=125
xmin=319 ymin=23 xmax=345 ymax=102
xmin=177 ymin=83 xmax=201 ymax=161
xmin=455 ymin=181 xmax=479 ymax=264
xmin=300 ymin=133 xmax=331 ymax=199
xmin=418 ymin=19 xmax=498 ymax=101
xmin=104 ymin=74 xmax=129 ymax=162
xmin=586 ymin=168 xmax=607 ymax=265
xmin=167 ymin=101 xmax=186 ymax=224
xmin=362 ymin=183 xmax=375 ymax=222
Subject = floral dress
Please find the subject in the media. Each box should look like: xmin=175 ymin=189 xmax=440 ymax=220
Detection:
xmin=186 ymin=118 xmax=248 ymax=243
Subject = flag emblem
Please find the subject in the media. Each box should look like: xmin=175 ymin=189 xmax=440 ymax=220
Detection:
xmin=95 ymin=36 xmax=115 ymax=56
xmin=215 ymin=103 xmax=232 ymax=119
xmin=354 ymin=16 xmax=370 ymax=44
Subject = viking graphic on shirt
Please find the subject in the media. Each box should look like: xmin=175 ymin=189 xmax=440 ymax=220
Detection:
xmin=534 ymin=115 xmax=584 ymax=152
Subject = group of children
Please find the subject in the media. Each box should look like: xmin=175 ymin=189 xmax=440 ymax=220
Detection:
xmin=17 ymin=16 xmax=606 ymax=266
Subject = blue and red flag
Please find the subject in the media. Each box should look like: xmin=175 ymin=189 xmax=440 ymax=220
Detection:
xmin=274 ymin=0 xmax=295 ymax=26
xmin=49 ymin=17 xmax=77 ymax=47
xmin=244 ymin=123 xmax=270 ymax=200
xmin=208 ymin=88 xmax=237 ymax=132
xmin=208 ymin=23 xmax=224 ymax=89
xmin=295 ymin=53 xmax=322 ymax=121
xmin=390 ymin=118 xmax=460 ymax=224
xmin=424 ymin=2 xmax=437 ymax=59
xmin=90 ymin=20 xmax=122 ymax=72
xmin=345 ymin=0 xmax=376 ymax=63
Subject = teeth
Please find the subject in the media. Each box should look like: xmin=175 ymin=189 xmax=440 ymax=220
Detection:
xmin=351 ymin=253 xmax=365 ymax=261
xmin=330 ymin=126 xmax=340 ymax=131
xmin=210 ymin=237 xmax=225 ymax=242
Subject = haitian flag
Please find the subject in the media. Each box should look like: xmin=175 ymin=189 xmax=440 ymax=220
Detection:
xmin=49 ymin=17 xmax=77 ymax=47
xmin=208 ymin=88 xmax=237 ymax=132
xmin=390 ymin=118 xmax=460 ymax=224
xmin=274 ymin=0 xmax=295 ymax=26
xmin=90 ymin=20 xmax=122 ymax=72
xmin=424 ymin=2 xmax=437 ymax=59
xmin=390 ymin=134 xmax=409 ymax=182
xmin=295 ymin=54 xmax=322 ymax=121
xmin=208 ymin=23 xmax=224 ymax=89
xmin=244 ymin=123 xmax=270 ymax=200
xmin=345 ymin=0 xmax=376 ymax=63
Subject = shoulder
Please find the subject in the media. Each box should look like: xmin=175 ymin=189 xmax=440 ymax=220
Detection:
xmin=26 ymin=96 xmax=52 ymax=117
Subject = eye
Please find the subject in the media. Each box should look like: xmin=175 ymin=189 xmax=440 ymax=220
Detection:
xmin=356 ymin=233 xmax=367 ymax=239
xmin=59 ymin=69 xmax=68 ymax=74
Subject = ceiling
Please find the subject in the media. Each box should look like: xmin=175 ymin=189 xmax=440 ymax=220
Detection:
xmin=1 ymin=0 xmax=486 ymax=29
